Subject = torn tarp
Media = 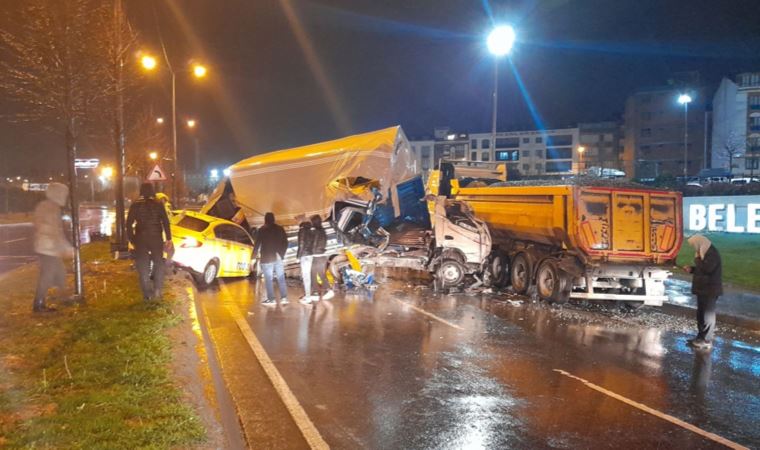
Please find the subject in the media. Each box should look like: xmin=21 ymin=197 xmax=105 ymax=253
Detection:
xmin=205 ymin=126 xmax=418 ymax=227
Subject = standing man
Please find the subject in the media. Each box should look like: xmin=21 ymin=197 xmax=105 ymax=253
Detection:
xmin=254 ymin=212 xmax=289 ymax=306
xmin=32 ymin=183 xmax=74 ymax=313
xmin=297 ymin=219 xmax=315 ymax=304
xmin=683 ymin=234 xmax=722 ymax=350
xmin=126 ymin=183 xmax=171 ymax=302
xmin=310 ymin=215 xmax=334 ymax=301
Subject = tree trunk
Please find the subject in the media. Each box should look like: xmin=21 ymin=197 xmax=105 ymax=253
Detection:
xmin=66 ymin=119 xmax=84 ymax=297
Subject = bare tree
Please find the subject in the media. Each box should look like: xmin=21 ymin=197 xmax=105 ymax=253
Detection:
xmin=0 ymin=0 xmax=111 ymax=296
xmin=124 ymin=107 xmax=170 ymax=178
xmin=718 ymin=131 xmax=745 ymax=175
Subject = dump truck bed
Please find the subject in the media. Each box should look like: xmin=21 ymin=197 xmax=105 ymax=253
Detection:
xmin=453 ymin=184 xmax=682 ymax=264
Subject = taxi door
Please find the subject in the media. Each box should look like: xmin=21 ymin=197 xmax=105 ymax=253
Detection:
xmin=212 ymin=224 xmax=238 ymax=276
xmin=229 ymin=225 xmax=255 ymax=275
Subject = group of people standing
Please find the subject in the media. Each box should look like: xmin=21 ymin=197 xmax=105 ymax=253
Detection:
xmin=253 ymin=212 xmax=334 ymax=306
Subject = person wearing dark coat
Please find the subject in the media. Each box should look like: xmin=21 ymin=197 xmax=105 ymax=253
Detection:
xmin=309 ymin=215 xmax=334 ymax=301
xmin=127 ymin=183 xmax=171 ymax=301
xmin=297 ymin=220 xmax=315 ymax=304
xmin=683 ymin=234 xmax=723 ymax=350
xmin=253 ymin=212 xmax=289 ymax=305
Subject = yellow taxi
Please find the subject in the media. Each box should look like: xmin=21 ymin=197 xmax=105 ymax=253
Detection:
xmin=170 ymin=210 xmax=255 ymax=287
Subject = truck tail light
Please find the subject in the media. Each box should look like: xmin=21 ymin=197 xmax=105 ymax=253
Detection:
xmin=180 ymin=237 xmax=202 ymax=248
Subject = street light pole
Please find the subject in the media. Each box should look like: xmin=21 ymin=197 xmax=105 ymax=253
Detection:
xmin=678 ymin=93 xmax=693 ymax=178
xmin=171 ymin=70 xmax=179 ymax=207
xmin=490 ymin=60 xmax=498 ymax=161
xmin=487 ymin=25 xmax=516 ymax=162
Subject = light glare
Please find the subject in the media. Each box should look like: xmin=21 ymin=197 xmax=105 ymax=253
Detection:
xmin=487 ymin=25 xmax=516 ymax=57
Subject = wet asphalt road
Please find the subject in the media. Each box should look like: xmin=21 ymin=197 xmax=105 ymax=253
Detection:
xmin=193 ymin=273 xmax=760 ymax=450
xmin=0 ymin=207 xmax=114 ymax=274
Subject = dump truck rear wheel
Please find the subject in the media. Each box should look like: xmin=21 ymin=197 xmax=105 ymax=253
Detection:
xmin=437 ymin=259 xmax=465 ymax=288
xmin=510 ymin=253 xmax=531 ymax=294
xmin=536 ymin=259 xmax=569 ymax=303
xmin=488 ymin=253 xmax=509 ymax=288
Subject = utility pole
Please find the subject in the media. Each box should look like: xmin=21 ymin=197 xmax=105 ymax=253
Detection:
xmin=112 ymin=0 xmax=127 ymax=252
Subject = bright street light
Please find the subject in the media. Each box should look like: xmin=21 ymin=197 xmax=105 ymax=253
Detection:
xmin=100 ymin=166 xmax=114 ymax=179
xmin=141 ymin=54 xmax=157 ymax=71
xmin=193 ymin=64 xmax=208 ymax=79
xmin=149 ymin=151 xmax=158 ymax=161
xmin=210 ymin=169 xmax=219 ymax=178
xmin=678 ymin=94 xmax=693 ymax=105
xmin=487 ymin=25 xmax=516 ymax=57
xmin=186 ymin=119 xmax=197 ymax=129
xmin=223 ymin=168 xmax=231 ymax=177
xmin=156 ymin=117 xmax=164 ymax=125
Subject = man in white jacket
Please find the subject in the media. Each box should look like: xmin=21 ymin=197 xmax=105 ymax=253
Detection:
xmin=32 ymin=183 xmax=74 ymax=313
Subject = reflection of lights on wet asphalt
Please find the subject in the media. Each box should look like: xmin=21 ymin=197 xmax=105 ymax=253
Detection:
xmin=664 ymin=279 xmax=692 ymax=304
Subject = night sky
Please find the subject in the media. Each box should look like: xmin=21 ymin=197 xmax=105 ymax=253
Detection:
xmin=2 ymin=0 xmax=760 ymax=176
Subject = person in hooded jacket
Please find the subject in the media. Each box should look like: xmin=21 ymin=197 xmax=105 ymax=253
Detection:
xmin=32 ymin=183 xmax=75 ymax=312
xmin=297 ymin=219 xmax=315 ymax=304
xmin=683 ymin=234 xmax=723 ymax=350
xmin=309 ymin=215 xmax=334 ymax=301
xmin=253 ymin=212 xmax=289 ymax=305
xmin=126 ymin=183 xmax=171 ymax=301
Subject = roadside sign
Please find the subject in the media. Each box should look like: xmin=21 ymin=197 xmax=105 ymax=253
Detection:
xmin=22 ymin=183 xmax=49 ymax=192
xmin=147 ymin=164 xmax=168 ymax=181
xmin=74 ymin=158 xmax=99 ymax=169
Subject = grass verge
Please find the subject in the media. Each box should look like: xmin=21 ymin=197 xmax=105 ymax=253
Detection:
xmin=676 ymin=233 xmax=760 ymax=291
xmin=0 ymin=242 xmax=205 ymax=448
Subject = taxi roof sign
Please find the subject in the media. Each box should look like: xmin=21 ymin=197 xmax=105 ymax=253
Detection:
xmin=147 ymin=164 xmax=168 ymax=181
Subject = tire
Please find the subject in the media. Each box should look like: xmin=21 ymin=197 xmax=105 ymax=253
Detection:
xmin=509 ymin=253 xmax=531 ymax=295
xmin=194 ymin=260 xmax=219 ymax=288
xmin=437 ymin=259 xmax=466 ymax=289
xmin=487 ymin=252 xmax=509 ymax=288
xmin=536 ymin=259 xmax=569 ymax=303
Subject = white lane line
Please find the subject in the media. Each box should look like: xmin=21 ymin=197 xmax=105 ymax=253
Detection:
xmin=554 ymin=369 xmax=749 ymax=450
xmin=2 ymin=238 xmax=28 ymax=244
xmin=393 ymin=298 xmax=464 ymax=331
xmin=231 ymin=307 xmax=330 ymax=450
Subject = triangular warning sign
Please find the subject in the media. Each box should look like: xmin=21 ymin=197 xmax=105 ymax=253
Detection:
xmin=147 ymin=164 xmax=168 ymax=181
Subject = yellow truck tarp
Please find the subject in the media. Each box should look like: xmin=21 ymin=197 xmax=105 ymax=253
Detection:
xmin=216 ymin=126 xmax=418 ymax=226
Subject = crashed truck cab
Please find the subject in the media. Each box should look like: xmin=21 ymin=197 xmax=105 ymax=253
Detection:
xmin=199 ymin=126 xmax=491 ymax=288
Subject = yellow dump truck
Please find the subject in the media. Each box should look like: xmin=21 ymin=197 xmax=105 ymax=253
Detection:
xmin=431 ymin=162 xmax=683 ymax=307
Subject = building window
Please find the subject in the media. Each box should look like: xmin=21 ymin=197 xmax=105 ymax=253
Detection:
xmin=641 ymin=128 xmax=652 ymax=137
xmin=421 ymin=146 xmax=431 ymax=159
xmin=750 ymin=116 xmax=760 ymax=131
xmin=471 ymin=152 xmax=478 ymax=161
xmin=535 ymin=164 xmax=543 ymax=172
xmin=546 ymin=135 xmax=573 ymax=146
xmin=536 ymin=137 xmax=543 ymax=143
xmin=546 ymin=147 xmax=572 ymax=160
xmin=749 ymin=95 xmax=760 ymax=110
xmin=640 ymin=145 xmax=651 ymax=152
xmin=495 ymin=150 xmax=519 ymax=161
xmin=641 ymin=112 xmax=652 ymax=120
xmin=746 ymin=158 xmax=759 ymax=170
xmin=481 ymin=152 xmax=490 ymax=161
xmin=534 ymin=149 xmax=544 ymax=159
xmin=481 ymin=139 xmax=490 ymax=149
xmin=522 ymin=137 xmax=530 ymax=143
xmin=471 ymin=139 xmax=478 ymax=149
xmin=546 ymin=161 xmax=572 ymax=173
xmin=522 ymin=164 xmax=530 ymax=172
xmin=495 ymin=137 xmax=520 ymax=148
xmin=521 ymin=150 xmax=531 ymax=158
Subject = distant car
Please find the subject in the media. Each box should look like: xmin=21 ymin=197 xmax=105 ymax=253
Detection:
xmin=730 ymin=177 xmax=759 ymax=185
xmin=686 ymin=181 xmax=703 ymax=188
xmin=170 ymin=210 xmax=255 ymax=287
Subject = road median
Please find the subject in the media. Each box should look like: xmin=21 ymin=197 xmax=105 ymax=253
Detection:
xmin=0 ymin=243 xmax=209 ymax=448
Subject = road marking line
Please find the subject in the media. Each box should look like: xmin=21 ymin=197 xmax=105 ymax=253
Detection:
xmin=393 ymin=298 xmax=464 ymax=330
xmin=553 ymin=369 xmax=749 ymax=450
xmin=231 ymin=308 xmax=330 ymax=450
xmin=2 ymin=238 xmax=28 ymax=244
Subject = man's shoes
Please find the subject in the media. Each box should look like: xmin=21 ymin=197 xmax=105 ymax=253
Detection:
xmin=280 ymin=298 xmax=289 ymax=305
xmin=33 ymin=305 xmax=57 ymax=313
xmin=299 ymin=296 xmax=312 ymax=304
xmin=322 ymin=290 xmax=335 ymax=300
xmin=688 ymin=338 xmax=713 ymax=350
xmin=261 ymin=299 xmax=276 ymax=306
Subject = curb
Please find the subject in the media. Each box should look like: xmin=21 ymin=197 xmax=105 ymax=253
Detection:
xmin=663 ymin=303 xmax=760 ymax=332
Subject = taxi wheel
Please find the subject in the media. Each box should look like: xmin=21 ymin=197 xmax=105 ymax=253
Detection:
xmin=194 ymin=260 xmax=219 ymax=288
